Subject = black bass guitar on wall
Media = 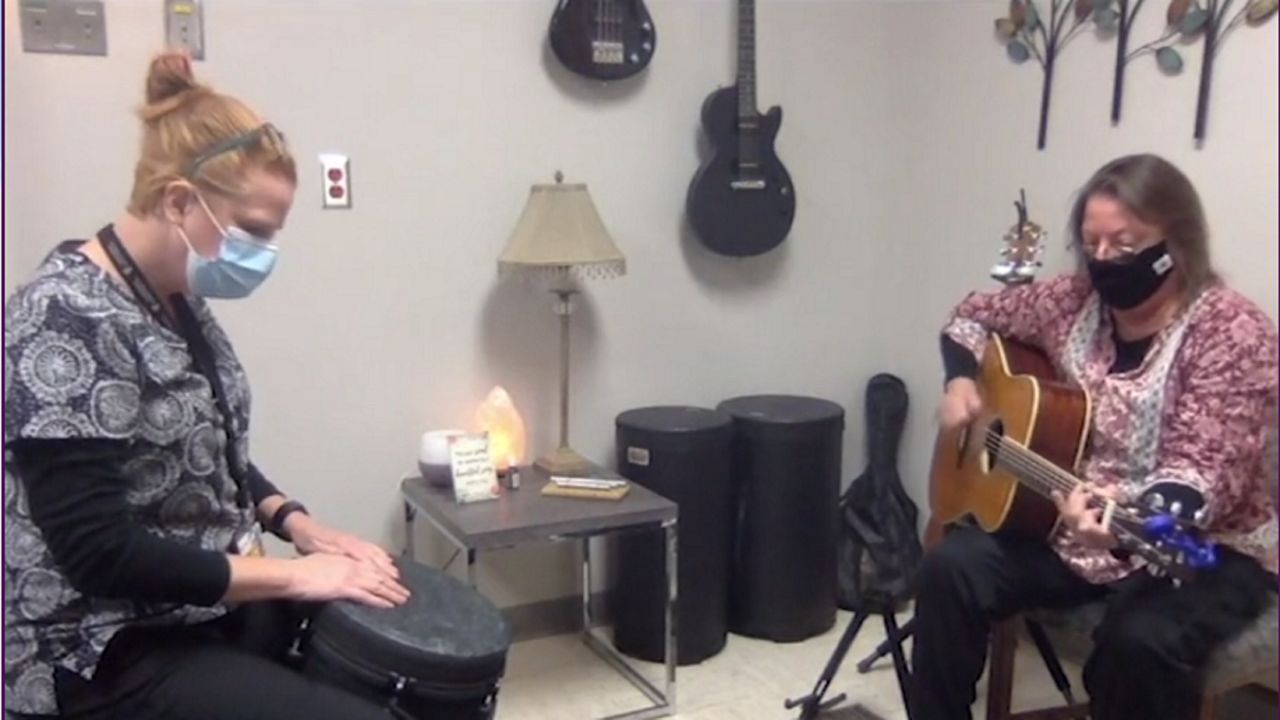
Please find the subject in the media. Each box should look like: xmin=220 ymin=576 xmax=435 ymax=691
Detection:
xmin=686 ymin=0 xmax=796 ymax=258
xmin=548 ymin=0 xmax=656 ymax=81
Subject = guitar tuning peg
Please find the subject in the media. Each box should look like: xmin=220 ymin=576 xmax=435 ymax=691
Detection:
xmin=1169 ymin=500 xmax=1183 ymax=518
xmin=1147 ymin=493 xmax=1166 ymax=510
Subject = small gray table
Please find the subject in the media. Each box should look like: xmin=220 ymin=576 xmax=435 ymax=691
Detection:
xmin=400 ymin=466 xmax=678 ymax=720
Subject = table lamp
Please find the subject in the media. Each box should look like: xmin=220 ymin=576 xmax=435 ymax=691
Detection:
xmin=497 ymin=171 xmax=626 ymax=475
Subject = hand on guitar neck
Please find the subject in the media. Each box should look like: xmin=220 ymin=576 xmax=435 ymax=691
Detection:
xmin=1052 ymin=483 xmax=1123 ymax=550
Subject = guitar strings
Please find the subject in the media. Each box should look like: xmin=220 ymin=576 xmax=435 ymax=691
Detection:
xmin=980 ymin=429 xmax=1154 ymax=526
xmin=980 ymin=432 xmax=1190 ymax=570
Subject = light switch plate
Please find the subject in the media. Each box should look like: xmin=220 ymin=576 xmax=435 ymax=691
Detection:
xmin=164 ymin=0 xmax=204 ymax=61
xmin=21 ymin=0 xmax=107 ymax=56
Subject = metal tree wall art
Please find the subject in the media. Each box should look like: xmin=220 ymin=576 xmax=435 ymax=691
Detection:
xmin=1137 ymin=0 xmax=1278 ymax=141
xmin=1090 ymin=0 xmax=1182 ymax=124
xmin=996 ymin=0 xmax=1097 ymax=149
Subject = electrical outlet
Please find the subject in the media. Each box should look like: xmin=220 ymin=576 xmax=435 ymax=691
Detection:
xmin=319 ymin=154 xmax=352 ymax=209
xmin=164 ymin=0 xmax=204 ymax=61
xmin=21 ymin=0 xmax=107 ymax=56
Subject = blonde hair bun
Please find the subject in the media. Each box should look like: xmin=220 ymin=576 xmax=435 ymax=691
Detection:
xmin=141 ymin=51 xmax=206 ymax=120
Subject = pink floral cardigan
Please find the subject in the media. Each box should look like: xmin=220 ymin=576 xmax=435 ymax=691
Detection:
xmin=943 ymin=273 xmax=1279 ymax=584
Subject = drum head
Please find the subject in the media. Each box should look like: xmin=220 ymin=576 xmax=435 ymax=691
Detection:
xmin=311 ymin=557 xmax=511 ymax=684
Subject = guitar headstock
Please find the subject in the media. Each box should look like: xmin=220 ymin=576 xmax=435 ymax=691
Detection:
xmin=991 ymin=189 xmax=1046 ymax=286
xmin=1113 ymin=506 xmax=1219 ymax=584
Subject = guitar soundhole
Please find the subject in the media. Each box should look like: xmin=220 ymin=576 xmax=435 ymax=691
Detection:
xmin=980 ymin=419 xmax=1005 ymax=473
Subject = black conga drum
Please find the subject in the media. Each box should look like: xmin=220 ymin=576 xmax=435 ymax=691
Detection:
xmin=301 ymin=558 xmax=512 ymax=719
xmin=717 ymin=394 xmax=845 ymax=642
xmin=614 ymin=405 xmax=734 ymax=664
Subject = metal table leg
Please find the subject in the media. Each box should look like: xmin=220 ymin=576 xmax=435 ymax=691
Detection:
xmin=579 ymin=521 xmax=678 ymax=720
xmin=402 ymin=501 xmax=417 ymax=560
xmin=662 ymin=518 xmax=678 ymax=713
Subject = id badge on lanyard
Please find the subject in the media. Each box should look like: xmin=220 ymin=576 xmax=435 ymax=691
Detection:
xmin=234 ymin=522 xmax=267 ymax=557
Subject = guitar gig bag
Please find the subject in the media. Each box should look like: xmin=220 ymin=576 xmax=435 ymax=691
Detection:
xmin=836 ymin=373 xmax=924 ymax=611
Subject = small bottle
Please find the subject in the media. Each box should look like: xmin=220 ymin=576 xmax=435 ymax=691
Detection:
xmin=508 ymin=464 xmax=521 ymax=490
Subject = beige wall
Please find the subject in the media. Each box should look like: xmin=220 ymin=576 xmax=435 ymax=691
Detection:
xmin=5 ymin=0 xmax=1276 ymax=606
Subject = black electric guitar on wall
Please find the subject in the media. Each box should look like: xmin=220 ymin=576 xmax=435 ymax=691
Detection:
xmin=548 ymin=0 xmax=656 ymax=81
xmin=686 ymin=0 xmax=796 ymax=258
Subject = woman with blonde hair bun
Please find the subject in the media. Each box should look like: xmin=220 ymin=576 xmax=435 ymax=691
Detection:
xmin=4 ymin=53 xmax=407 ymax=719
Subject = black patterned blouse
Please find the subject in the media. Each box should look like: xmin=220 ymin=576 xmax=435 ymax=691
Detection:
xmin=4 ymin=242 xmax=259 ymax=716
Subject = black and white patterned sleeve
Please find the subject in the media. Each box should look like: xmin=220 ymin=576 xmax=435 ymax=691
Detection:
xmin=4 ymin=284 xmax=143 ymax=446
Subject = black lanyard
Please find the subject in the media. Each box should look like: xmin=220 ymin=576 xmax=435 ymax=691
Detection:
xmin=97 ymin=225 xmax=253 ymax=510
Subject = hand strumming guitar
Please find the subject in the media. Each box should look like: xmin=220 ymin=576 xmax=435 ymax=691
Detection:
xmin=939 ymin=377 xmax=983 ymax=432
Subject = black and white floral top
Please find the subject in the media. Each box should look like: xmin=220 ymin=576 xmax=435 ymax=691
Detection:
xmin=4 ymin=242 xmax=257 ymax=716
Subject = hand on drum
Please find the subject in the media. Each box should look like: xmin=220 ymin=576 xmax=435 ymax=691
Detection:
xmin=289 ymin=553 xmax=411 ymax=609
xmin=288 ymin=514 xmax=401 ymax=581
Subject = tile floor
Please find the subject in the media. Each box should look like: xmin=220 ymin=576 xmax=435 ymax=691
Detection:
xmin=495 ymin=609 xmax=1277 ymax=720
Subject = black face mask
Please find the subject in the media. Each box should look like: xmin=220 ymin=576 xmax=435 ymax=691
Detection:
xmin=1085 ymin=241 xmax=1175 ymax=310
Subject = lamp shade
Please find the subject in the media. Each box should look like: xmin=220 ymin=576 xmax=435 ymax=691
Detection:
xmin=498 ymin=174 xmax=626 ymax=282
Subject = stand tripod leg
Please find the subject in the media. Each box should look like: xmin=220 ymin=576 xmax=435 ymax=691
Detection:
xmin=785 ymin=610 xmax=870 ymax=719
xmin=882 ymin=612 xmax=914 ymax=719
xmin=856 ymin=615 xmax=916 ymax=674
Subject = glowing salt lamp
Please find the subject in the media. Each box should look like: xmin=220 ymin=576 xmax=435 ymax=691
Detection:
xmin=476 ymin=386 xmax=527 ymax=472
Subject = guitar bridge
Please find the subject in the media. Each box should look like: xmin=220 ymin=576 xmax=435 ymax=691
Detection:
xmin=730 ymin=178 xmax=767 ymax=191
xmin=591 ymin=41 xmax=624 ymax=65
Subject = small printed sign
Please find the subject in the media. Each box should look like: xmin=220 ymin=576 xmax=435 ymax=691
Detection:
xmin=449 ymin=433 xmax=501 ymax=504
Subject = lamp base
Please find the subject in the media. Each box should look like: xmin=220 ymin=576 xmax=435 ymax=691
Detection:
xmin=534 ymin=446 xmax=595 ymax=476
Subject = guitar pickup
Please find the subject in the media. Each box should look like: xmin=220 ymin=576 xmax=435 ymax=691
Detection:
xmin=730 ymin=179 xmax=768 ymax=191
xmin=591 ymin=41 xmax=624 ymax=65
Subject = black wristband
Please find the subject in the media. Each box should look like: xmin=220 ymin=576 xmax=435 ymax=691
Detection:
xmin=941 ymin=334 xmax=979 ymax=385
xmin=269 ymin=500 xmax=308 ymax=542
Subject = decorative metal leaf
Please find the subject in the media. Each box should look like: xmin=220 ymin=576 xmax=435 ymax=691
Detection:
xmin=1095 ymin=7 xmax=1121 ymax=29
xmin=1007 ymin=39 xmax=1032 ymax=63
xmin=1180 ymin=7 xmax=1210 ymax=33
xmin=1026 ymin=1 xmax=1042 ymax=29
xmin=1156 ymin=46 xmax=1184 ymax=73
xmin=996 ymin=18 xmax=1019 ymax=38
xmin=1167 ymin=0 xmax=1191 ymax=25
xmin=1011 ymin=0 xmax=1028 ymax=27
xmin=1246 ymin=0 xmax=1279 ymax=22
xmin=1076 ymin=0 xmax=1095 ymax=21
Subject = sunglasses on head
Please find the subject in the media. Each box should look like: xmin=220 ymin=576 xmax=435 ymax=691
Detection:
xmin=182 ymin=123 xmax=287 ymax=180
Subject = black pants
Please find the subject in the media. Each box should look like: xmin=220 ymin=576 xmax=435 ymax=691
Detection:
xmin=909 ymin=527 xmax=1273 ymax=720
xmin=46 ymin=601 xmax=395 ymax=720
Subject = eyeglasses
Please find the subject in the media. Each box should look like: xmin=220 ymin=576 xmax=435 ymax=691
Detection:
xmin=1078 ymin=236 xmax=1150 ymax=262
xmin=183 ymin=123 xmax=287 ymax=180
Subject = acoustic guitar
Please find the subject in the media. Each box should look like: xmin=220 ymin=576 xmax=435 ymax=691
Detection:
xmin=685 ymin=0 xmax=795 ymax=257
xmin=929 ymin=333 xmax=1217 ymax=580
xmin=548 ymin=0 xmax=656 ymax=81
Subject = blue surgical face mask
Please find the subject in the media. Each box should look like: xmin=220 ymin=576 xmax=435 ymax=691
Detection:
xmin=178 ymin=194 xmax=279 ymax=299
